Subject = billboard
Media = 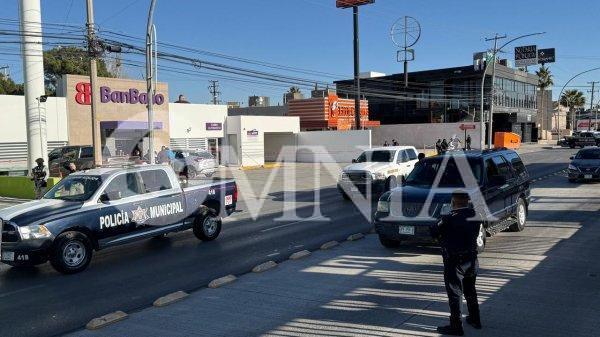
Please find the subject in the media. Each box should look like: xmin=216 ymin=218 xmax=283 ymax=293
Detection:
xmin=515 ymin=45 xmax=538 ymax=67
xmin=538 ymin=48 xmax=556 ymax=64
xmin=336 ymin=0 xmax=375 ymax=8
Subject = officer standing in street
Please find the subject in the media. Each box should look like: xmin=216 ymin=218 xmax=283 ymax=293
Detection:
xmin=435 ymin=191 xmax=482 ymax=336
xmin=31 ymin=158 xmax=48 ymax=199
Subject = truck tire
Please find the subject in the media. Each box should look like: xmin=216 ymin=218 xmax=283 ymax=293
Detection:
xmin=49 ymin=231 xmax=93 ymax=274
xmin=508 ymin=198 xmax=527 ymax=232
xmin=378 ymin=235 xmax=400 ymax=248
xmin=385 ymin=176 xmax=398 ymax=191
xmin=193 ymin=209 xmax=222 ymax=241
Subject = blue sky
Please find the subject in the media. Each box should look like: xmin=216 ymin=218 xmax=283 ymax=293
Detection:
xmin=3 ymin=0 xmax=600 ymax=105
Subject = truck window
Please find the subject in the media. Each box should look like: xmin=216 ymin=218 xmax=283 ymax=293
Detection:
xmin=406 ymin=148 xmax=418 ymax=160
xmin=63 ymin=147 xmax=79 ymax=160
xmin=80 ymin=147 xmax=94 ymax=159
xmin=491 ymin=155 xmax=512 ymax=178
xmin=104 ymin=173 xmax=142 ymax=199
xmin=139 ymin=170 xmax=173 ymax=193
xmin=397 ymin=150 xmax=409 ymax=163
xmin=504 ymin=152 xmax=528 ymax=179
xmin=45 ymin=175 xmax=102 ymax=201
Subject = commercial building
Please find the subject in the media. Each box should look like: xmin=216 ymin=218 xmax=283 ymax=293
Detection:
xmin=335 ymin=62 xmax=541 ymax=142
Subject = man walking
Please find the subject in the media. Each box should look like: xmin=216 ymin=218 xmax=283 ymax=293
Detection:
xmin=435 ymin=191 xmax=482 ymax=336
xmin=441 ymin=139 xmax=449 ymax=154
xmin=31 ymin=158 xmax=48 ymax=199
xmin=466 ymin=135 xmax=472 ymax=150
xmin=435 ymin=139 xmax=442 ymax=155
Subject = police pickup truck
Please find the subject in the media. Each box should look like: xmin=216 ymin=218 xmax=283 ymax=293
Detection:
xmin=0 ymin=165 xmax=237 ymax=274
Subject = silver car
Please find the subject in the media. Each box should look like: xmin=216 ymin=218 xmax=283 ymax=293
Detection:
xmin=172 ymin=150 xmax=218 ymax=178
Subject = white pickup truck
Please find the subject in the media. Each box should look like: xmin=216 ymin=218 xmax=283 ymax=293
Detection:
xmin=337 ymin=146 xmax=419 ymax=199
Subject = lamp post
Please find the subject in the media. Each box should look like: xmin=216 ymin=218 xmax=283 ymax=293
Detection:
xmin=555 ymin=67 xmax=600 ymax=138
xmin=146 ymin=0 xmax=157 ymax=164
xmin=479 ymin=32 xmax=545 ymax=149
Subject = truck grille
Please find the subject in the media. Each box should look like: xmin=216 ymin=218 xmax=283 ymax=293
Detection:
xmin=346 ymin=172 xmax=370 ymax=184
xmin=1 ymin=220 xmax=20 ymax=243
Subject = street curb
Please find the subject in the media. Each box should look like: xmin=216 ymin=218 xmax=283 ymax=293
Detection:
xmin=252 ymin=260 xmax=278 ymax=273
xmin=320 ymin=241 xmax=339 ymax=250
xmin=208 ymin=274 xmax=237 ymax=288
xmin=289 ymin=250 xmax=311 ymax=260
xmin=85 ymin=311 xmax=128 ymax=330
xmin=153 ymin=291 xmax=189 ymax=307
xmin=347 ymin=233 xmax=365 ymax=241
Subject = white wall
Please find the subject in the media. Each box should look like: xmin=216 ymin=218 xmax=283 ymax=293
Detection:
xmin=371 ymin=123 xmax=481 ymax=149
xmin=168 ymin=103 xmax=227 ymax=139
xmin=296 ymin=130 xmax=371 ymax=163
xmin=264 ymin=133 xmax=296 ymax=162
xmin=0 ymin=95 xmax=68 ymax=143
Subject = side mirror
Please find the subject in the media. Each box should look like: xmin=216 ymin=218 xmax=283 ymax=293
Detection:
xmin=352 ymin=159 xmax=357 ymax=163
xmin=100 ymin=190 xmax=122 ymax=203
xmin=490 ymin=175 xmax=507 ymax=187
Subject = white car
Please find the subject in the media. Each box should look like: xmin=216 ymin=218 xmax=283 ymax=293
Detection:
xmin=337 ymin=146 xmax=420 ymax=199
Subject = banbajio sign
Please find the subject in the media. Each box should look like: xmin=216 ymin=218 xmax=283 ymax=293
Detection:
xmin=74 ymin=82 xmax=165 ymax=105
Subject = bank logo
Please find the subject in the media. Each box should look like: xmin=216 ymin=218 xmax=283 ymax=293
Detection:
xmin=131 ymin=206 xmax=149 ymax=224
xmin=75 ymin=82 xmax=92 ymax=105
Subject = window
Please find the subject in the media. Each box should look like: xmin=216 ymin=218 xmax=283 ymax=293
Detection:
xmin=406 ymin=148 xmax=418 ymax=160
xmin=139 ymin=170 xmax=173 ymax=193
xmin=405 ymin=157 xmax=483 ymax=188
xmin=356 ymin=150 xmax=394 ymax=163
xmin=45 ymin=175 xmax=103 ymax=201
xmin=80 ymin=147 xmax=93 ymax=159
xmin=63 ymin=147 xmax=78 ymax=160
xmin=103 ymin=173 xmax=141 ymax=199
xmin=504 ymin=152 xmax=528 ymax=179
xmin=492 ymin=155 xmax=512 ymax=178
xmin=397 ymin=151 xmax=409 ymax=163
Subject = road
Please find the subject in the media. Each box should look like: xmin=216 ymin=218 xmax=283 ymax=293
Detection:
xmin=0 ymin=149 xmax=574 ymax=337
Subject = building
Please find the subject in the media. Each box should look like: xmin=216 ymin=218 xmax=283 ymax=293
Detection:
xmin=288 ymin=94 xmax=379 ymax=131
xmin=228 ymin=105 xmax=288 ymax=117
xmin=335 ymin=62 xmax=540 ymax=142
xmin=283 ymin=90 xmax=304 ymax=105
xmin=248 ymin=95 xmax=270 ymax=107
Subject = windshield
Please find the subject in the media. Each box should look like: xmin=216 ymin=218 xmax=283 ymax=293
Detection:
xmin=405 ymin=157 xmax=483 ymax=188
xmin=576 ymin=149 xmax=600 ymax=160
xmin=44 ymin=175 xmax=103 ymax=201
xmin=356 ymin=150 xmax=395 ymax=163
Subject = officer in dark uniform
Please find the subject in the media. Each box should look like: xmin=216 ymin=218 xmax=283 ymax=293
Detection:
xmin=435 ymin=191 xmax=482 ymax=336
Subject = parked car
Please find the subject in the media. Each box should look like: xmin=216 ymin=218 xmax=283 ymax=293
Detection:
xmin=563 ymin=131 xmax=600 ymax=148
xmin=374 ymin=149 xmax=530 ymax=252
xmin=568 ymin=146 xmax=600 ymax=182
xmin=171 ymin=150 xmax=218 ymax=178
xmin=0 ymin=164 xmax=237 ymax=274
xmin=337 ymin=146 xmax=419 ymax=199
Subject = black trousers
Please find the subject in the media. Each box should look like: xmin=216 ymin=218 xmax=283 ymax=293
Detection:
xmin=443 ymin=253 xmax=479 ymax=319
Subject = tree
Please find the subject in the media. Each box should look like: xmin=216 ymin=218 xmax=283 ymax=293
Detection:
xmin=43 ymin=46 xmax=115 ymax=95
xmin=560 ymin=89 xmax=586 ymax=130
xmin=535 ymin=65 xmax=553 ymax=138
xmin=0 ymin=74 xmax=24 ymax=95
xmin=288 ymin=86 xmax=301 ymax=94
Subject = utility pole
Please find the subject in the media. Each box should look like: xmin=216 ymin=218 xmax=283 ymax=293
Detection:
xmin=485 ymin=34 xmax=506 ymax=148
xmin=208 ymin=80 xmax=221 ymax=105
xmin=352 ymin=5 xmax=361 ymax=130
xmin=86 ymin=0 xmax=102 ymax=167
xmin=20 ymin=0 xmax=47 ymax=169
xmin=587 ymin=81 xmax=598 ymax=131
xmin=146 ymin=0 xmax=157 ymax=164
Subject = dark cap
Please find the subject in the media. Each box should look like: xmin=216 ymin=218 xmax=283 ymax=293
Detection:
xmin=35 ymin=158 xmax=44 ymax=164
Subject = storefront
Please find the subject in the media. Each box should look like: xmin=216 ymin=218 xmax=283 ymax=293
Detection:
xmin=287 ymin=94 xmax=379 ymax=130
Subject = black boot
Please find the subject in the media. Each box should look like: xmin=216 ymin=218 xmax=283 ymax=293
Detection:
xmin=466 ymin=300 xmax=482 ymax=329
xmin=437 ymin=316 xmax=464 ymax=336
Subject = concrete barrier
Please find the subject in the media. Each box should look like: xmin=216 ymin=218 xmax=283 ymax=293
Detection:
xmin=153 ymin=291 xmax=189 ymax=307
xmin=85 ymin=311 xmax=128 ymax=330
xmin=320 ymin=241 xmax=339 ymax=250
xmin=347 ymin=233 xmax=365 ymax=241
xmin=252 ymin=260 xmax=277 ymax=273
xmin=208 ymin=275 xmax=237 ymax=288
xmin=289 ymin=250 xmax=311 ymax=260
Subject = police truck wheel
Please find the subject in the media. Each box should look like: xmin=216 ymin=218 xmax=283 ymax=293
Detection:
xmin=509 ymin=198 xmax=527 ymax=232
xmin=476 ymin=224 xmax=486 ymax=253
xmin=378 ymin=235 xmax=400 ymax=248
xmin=193 ymin=209 xmax=222 ymax=241
xmin=49 ymin=231 xmax=93 ymax=274
xmin=385 ymin=176 xmax=397 ymax=191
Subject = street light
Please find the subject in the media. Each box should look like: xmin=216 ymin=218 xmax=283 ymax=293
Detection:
xmin=555 ymin=67 xmax=600 ymax=137
xmin=479 ymin=32 xmax=546 ymax=149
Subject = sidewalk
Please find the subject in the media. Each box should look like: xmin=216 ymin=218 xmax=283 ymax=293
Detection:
xmin=66 ymin=175 xmax=600 ymax=337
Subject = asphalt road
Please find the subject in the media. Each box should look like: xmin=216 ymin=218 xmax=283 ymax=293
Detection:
xmin=0 ymin=148 xmax=575 ymax=337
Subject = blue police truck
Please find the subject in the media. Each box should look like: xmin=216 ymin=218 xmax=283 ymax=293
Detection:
xmin=0 ymin=165 xmax=237 ymax=274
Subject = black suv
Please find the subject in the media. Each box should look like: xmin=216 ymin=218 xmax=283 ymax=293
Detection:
xmin=374 ymin=149 xmax=530 ymax=252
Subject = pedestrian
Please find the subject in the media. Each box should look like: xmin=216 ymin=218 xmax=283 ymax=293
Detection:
xmin=435 ymin=139 xmax=442 ymax=155
xmin=157 ymin=146 xmax=168 ymax=164
xmin=31 ymin=158 xmax=48 ymax=199
xmin=441 ymin=139 xmax=449 ymax=154
xmin=166 ymin=147 xmax=176 ymax=163
xmin=418 ymin=153 xmax=426 ymax=161
xmin=434 ymin=191 xmax=482 ymax=336
xmin=466 ymin=135 xmax=472 ymax=150
xmin=383 ymin=140 xmax=389 ymax=147
xmin=392 ymin=139 xmax=399 ymax=146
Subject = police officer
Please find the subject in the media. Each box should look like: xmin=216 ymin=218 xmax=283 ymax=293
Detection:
xmin=31 ymin=158 xmax=48 ymax=199
xmin=435 ymin=191 xmax=482 ymax=336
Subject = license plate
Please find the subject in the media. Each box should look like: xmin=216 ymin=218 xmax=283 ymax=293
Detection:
xmin=585 ymin=174 xmax=593 ymax=179
xmin=1 ymin=251 xmax=14 ymax=261
xmin=225 ymin=195 xmax=233 ymax=205
xmin=399 ymin=225 xmax=415 ymax=235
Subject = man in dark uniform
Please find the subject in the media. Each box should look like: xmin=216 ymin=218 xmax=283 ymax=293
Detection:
xmin=435 ymin=191 xmax=482 ymax=336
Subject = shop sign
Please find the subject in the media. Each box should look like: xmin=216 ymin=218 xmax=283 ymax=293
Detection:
xmin=75 ymin=82 xmax=165 ymax=106
xmin=336 ymin=0 xmax=374 ymax=8
xmin=246 ymin=129 xmax=259 ymax=137
xmin=514 ymin=45 xmax=537 ymax=67
xmin=206 ymin=122 xmax=222 ymax=131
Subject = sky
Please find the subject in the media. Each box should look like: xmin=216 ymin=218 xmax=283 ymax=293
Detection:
xmin=3 ymin=0 xmax=600 ymax=105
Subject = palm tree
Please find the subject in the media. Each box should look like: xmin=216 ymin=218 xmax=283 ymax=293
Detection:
xmin=535 ymin=66 xmax=553 ymax=139
xmin=560 ymin=89 xmax=586 ymax=130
